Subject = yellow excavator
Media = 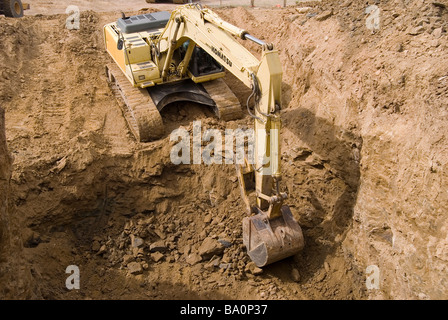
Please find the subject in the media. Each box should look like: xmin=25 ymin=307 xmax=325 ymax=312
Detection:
xmin=103 ymin=4 xmax=304 ymax=267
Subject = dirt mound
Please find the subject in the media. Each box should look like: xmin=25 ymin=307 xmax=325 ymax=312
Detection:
xmin=1 ymin=0 xmax=447 ymax=300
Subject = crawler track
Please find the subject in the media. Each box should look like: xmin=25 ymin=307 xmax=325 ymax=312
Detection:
xmin=106 ymin=64 xmax=164 ymax=142
xmin=203 ymin=78 xmax=243 ymax=121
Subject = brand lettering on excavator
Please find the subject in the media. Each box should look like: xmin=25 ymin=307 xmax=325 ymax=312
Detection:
xmin=211 ymin=46 xmax=232 ymax=67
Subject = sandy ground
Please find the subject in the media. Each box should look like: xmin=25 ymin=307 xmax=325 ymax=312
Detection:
xmin=1 ymin=0 xmax=448 ymax=300
xmin=23 ymin=0 xmax=301 ymax=15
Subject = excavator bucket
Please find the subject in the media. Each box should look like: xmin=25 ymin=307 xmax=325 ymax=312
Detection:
xmin=243 ymin=205 xmax=304 ymax=267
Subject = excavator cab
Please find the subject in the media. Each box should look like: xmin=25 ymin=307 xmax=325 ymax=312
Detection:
xmin=180 ymin=42 xmax=224 ymax=79
xmin=146 ymin=41 xmax=225 ymax=113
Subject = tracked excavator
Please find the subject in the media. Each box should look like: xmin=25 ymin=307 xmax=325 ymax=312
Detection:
xmin=103 ymin=4 xmax=304 ymax=267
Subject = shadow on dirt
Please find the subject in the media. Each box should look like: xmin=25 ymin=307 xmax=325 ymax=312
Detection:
xmin=265 ymin=107 xmax=363 ymax=283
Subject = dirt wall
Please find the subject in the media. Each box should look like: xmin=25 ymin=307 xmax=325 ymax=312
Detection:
xmin=333 ymin=0 xmax=447 ymax=300
xmin=218 ymin=0 xmax=448 ymax=299
xmin=289 ymin=0 xmax=448 ymax=299
xmin=0 ymin=108 xmax=35 ymax=299
xmin=0 ymin=107 xmax=12 ymax=262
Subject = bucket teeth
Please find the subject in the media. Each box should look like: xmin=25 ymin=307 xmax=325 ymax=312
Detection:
xmin=243 ymin=205 xmax=304 ymax=267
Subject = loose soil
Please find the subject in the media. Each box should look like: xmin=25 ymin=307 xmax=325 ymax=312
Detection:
xmin=1 ymin=0 xmax=447 ymax=299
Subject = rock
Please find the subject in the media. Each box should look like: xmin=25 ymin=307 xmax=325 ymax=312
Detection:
xmin=132 ymin=247 xmax=144 ymax=258
xmin=198 ymin=237 xmax=225 ymax=259
xmin=142 ymin=216 xmax=155 ymax=225
xmin=1 ymin=70 xmax=9 ymax=80
xmin=295 ymin=7 xmax=312 ymax=13
xmin=291 ymin=268 xmax=301 ymax=282
xmin=305 ymin=154 xmax=324 ymax=168
xmin=183 ymin=244 xmax=191 ymax=256
xmin=230 ymin=176 xmax=238 ymax=183
xmin=150 ymin=240 xmax=167 ymax=253
xmin=219 ymin=263 xmax=232 ymax=270
xmin=151 ymin=252 xmax=164 ymax=263
xmin=202 ymin=171 xmax=216 ymax=192
xmin=288 ymin=14 xmax=300 ymax=22
xmin=418 ymin=292 xmax=429 ymax=300
xmin=186 ymin=253 xmax=202 ymax=265
xmin=91 ymin=240 xmax=100 ymax=252
xmin=433 ymin=27 xmax=443 ymax=38
xmin=130 ymin=235 xmax=144 ymax=248
xmin=122 ymin=254 xmax=134 ymax=266
xmin=205 ymin=256 xmax=221 ymax=271
xmin=429 ymin=39 xmax=440 ymax=47
xmin=51 ymin=157 xmax=67 ymax=173
xmin=127 ymin=262 xmax=143 ymax=275
xmin=315 ymin=10 xmax=333 ymax=21
xmin=324 ymin=262 xmax=330 ymax=273
xmin=156 ymin=201 xmax=171 ymax=214
xmin=98 ymin=245 xmax=107 ymax=255
xmin=245 ymin=262 xmax=263 ymax=275
xmin=211 ymin=215 xmax=223 ymax=225
xmin=217 ymin=280 xmax=226 ymax=286
xmin=154 ymin=228 xmax=166 ymax=240
xmin=221 ymin=252 xmax=231 ymax=263
xmin=203 ymin=214 xmax=212 ymax=224
xmin=315 ymin=271 xmax=326 ymax=282
xmin=199 ymin=229 xmax=207 ymax=239
xmin=218 ymin=239 xmax=233 ymax=248
xmin=415 ymin=18 xmax=430 ymax=27
xmin=408 ymin=26 xmax=425 ymax=35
